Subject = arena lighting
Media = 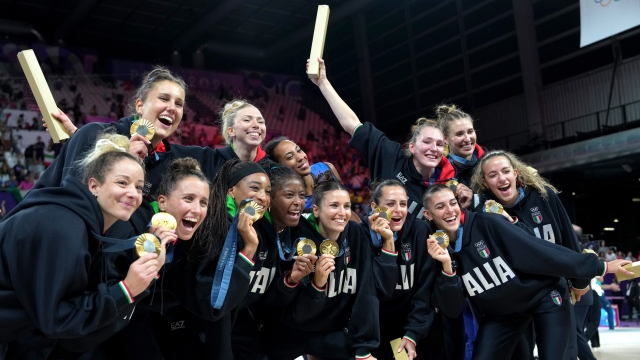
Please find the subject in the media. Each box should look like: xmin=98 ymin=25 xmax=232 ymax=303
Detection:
xmin=633 ymin=198 xmax=640 ymax=202
xmin=614 ymin=219 xmax=619 ymax=222
xmin=604 ymin=228 xmax=615 ymax=231
xmin=572 ymin=192 xmax=575 ymax=195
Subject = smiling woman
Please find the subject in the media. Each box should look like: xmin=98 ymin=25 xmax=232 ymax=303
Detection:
xmin=0 ymin=133 xmax=165 ymax=358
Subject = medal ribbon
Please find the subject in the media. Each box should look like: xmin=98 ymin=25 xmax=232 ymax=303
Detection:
xmin=276 ymin=228 xmax=299 ymax=261
xmin=210 ymin=213 xmax=239 ymax=309
xmin=502 ymin=187 xmax=525 ymax=209
xmin=368 ymin=227 xmax=398 ymax=248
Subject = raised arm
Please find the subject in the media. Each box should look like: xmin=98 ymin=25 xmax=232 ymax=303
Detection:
xmin=307 ymin=58 xmax=362 ymax=135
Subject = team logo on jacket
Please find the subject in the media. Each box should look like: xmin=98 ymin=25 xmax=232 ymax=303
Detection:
xmin=344 ymin=246 xmax=351 ymax=265
xmin=550 ymin=290 xmax=562 ymax=305
xmin=531 ymin=207 xmax=543 ymax=224
xmin=401 ymin=242 xmax=411 ymax=261
xmin=475 ymin=240 xmax=490 ymax=258
xmin=259 ymin=251 xmax=268 ymax=260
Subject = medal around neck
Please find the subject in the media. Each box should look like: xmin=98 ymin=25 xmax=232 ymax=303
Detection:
xmin=296 ymin=238 xmax=317 ymax=256
xmin=374 ymin=206 xmax=391 ymax=221
xmin=446 ymin=180 xmax=459 ymax=195
xmin=319 ymin=239 xmax=340 ymax=256
xmin=151 ymin=212 xmax=177 ymax=230
xmin=239 ymin=200 xmax=264 ymax=222
xmin=434 ymin=230 xmax=449 ymax=249
xmin=135 ymin=233 xmax=161 ymax=257
xmin=485 ymin=201 xmax=503 ymax=214
xmin=130 ymin=118 xmax=155 ymax=141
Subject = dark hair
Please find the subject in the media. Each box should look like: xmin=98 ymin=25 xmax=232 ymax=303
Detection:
xmin=312 ymin=171 xmax=348 ymax=208
xmin=127 ymin=66 xmax=187 ymax=116
xmin=258 ymin=158 xmax=303 ymax=193
xmin=263 ymin=136 xmax=291 ymax=160
xmin=421 ymin=184 xmax=452 ymax=210
xmin=156 ymin=158 xmax=209 ymax=198
xmin=190 ymin=159 xmax=240 ymax=262
xmin=435 ymin=103 xmax=473 ymax=137
xmin=370 ymin=179 xmax=406 ymax=205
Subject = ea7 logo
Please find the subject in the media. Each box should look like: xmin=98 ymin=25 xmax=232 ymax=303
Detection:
xmin=396 ymin=172 xmax=408 ymax=184
xmin=171 ymin=320 xmax=185 ymax=330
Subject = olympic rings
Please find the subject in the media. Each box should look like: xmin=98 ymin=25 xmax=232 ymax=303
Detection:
xmin=594 ymin=0 xmax=620 ymax=7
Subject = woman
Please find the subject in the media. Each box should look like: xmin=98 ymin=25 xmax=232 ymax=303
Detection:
xmin=363 ymin=179 xmax=437 ymax=360
xmin=436 ymin=104 xmax=485 ymax=189
xmin=308 ymin=58 xmax=470 ymax=224
xmin=0 ymin=134 xmax=166 ymax=359
xmin=231 ymin=161 xmax=326 ymax=359
xmin=422 ymin=184 xmax=631 ymax=360
xmin=260 ymin=174 xmax=381 ymax=360
xmin=471 ymin=151 xmax=592 ymax=298
xmin=264 ymin=136 xmax=360 ymax=222
xmin=264 ymin=136 xmax=341 ymax=212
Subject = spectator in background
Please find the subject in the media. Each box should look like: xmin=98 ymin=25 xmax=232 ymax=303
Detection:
xmin=28 ymin=159 xmax=45 ymax=178
xmin=4 ymin=174 xmax=18 ymax=188
xmin=605 ymin=248 xmax=618 ymax=261
xmin=33 ymin=136 xmax=45 ymax=162
xmin=90 ymin=104 xmax=98 ymax=116
xmin=0 ymin=162 xmax=11 ymax=184
xmin=626 ymin=280 xmax=640 ymax=322
xmin=31 ymin=117 xmax=39 ymax=130
xmin=43 ymin=139 xmax=55 ymax=167
xmin=16 ymin=114 xmax=25 ymax=129
xmin=18 ymin=173 xmax=34 ymax=191
xmin=625 ymin=251 xmax=634 ymax=261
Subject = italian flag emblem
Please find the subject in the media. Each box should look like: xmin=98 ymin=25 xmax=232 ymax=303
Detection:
xmin=532 ymin=210 xmax=543 ymax=224
xmin=475 ymin=240 xmax=490 ymax=258
xmin=550 ymin=290 xmax=562 ymax=305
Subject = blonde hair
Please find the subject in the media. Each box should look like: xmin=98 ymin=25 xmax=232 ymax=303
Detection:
xmin=219 ymin=99 xmax=257 ymax=144
xmin=435 ymin=103 xmax=473 ymax=138
xmin=470 ymin=150 xmax=557 ymax=200
xmin=404 ymin=117 xmax=441 ymax=157
xmin=77 ymin=133 xmax=142 ymax=184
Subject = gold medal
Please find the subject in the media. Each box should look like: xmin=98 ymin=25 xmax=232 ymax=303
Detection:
xmin=151 ymin=212 xmax=177 ymax=230
xmin=433 ymin=230 xmax=449 ymax=249
xmin=296 ymin=238 xmax=317 ymax=256
xmin=319 ymin=239 xmax=339 ymax=256
xmin=135 ymin=233 xmax=161 ymax=257
xmin=130 ymin=118 xmax=155 ymax=141
xmin=446 ymin=180 xmax=459 ymax=195
xmin=484 ymin=201 xmax=503 ymax=214
xmin=239 ymin=200 xmax=264 ymax=222
xmin=374 ymin=206 xmax=391 ymax=221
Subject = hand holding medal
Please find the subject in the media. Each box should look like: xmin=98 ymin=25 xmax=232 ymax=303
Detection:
xmin=313 ymin=254 xmax=336 ymax=289
xmin=427 ymin=232 xmax=452 ymax=266
xmin=236 ymin=200 xmax=264 ymax=254
xmin=129 ymin=118 xmax=154 ymax=160
xmin=484 ymin=200 xmax=514 ymax=223
xmin=369 ymin=207 xmax=394 ymax=251
xmin=148 ymin=212 xmax=178 ymax=265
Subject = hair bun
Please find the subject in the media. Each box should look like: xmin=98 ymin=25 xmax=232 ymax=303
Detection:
xmin=169 ymin=157 xmax=202 ymax=173
xmin=435 ymin=104 xmax=457 ymax=118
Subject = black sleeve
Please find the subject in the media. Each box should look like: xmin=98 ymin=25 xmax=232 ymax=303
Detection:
xmin=548 ymin=190 xmax=591 ymax=289
xmin=348 ymin=122 xmax=406 ymax=180
xmin=402 ymin=240 xmax=437 ymax=342
xmin=362 ymin=220 xmax=400 ymax=299
xmin=170 ymin=144 xmax=228 ymax=181
xmin=165 ymin=251 xmax=254 ymax=322
xmin=433 ymin=268 xmax=466 ymax=319
xmin=347 ymin=225 xmax=381 ymax=357
xmin=34 ymin=123 xmax=108 ymax=189
xmin=486 ymin=215 xmax=606 ymax=280
xmin=6 ymin=213 xmax=132 ymax=339
xmin=265 ymin=274 xmax=328 ymax=324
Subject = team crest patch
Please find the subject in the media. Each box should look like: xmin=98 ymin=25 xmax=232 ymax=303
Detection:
xmin=550 ymin=290 xmax=562 ymax=305
xmin=475 ymin=240 xmax=490 ymax=258
xmin=259 ymin=251 xmax=268 ymax=260
xmin=531 ymin=207 xmax=543 ymax=224
xmin=344 ymin=246 xmax=351 ymax=265
xmin=401 ymin=242 xmax=411 ymax=261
